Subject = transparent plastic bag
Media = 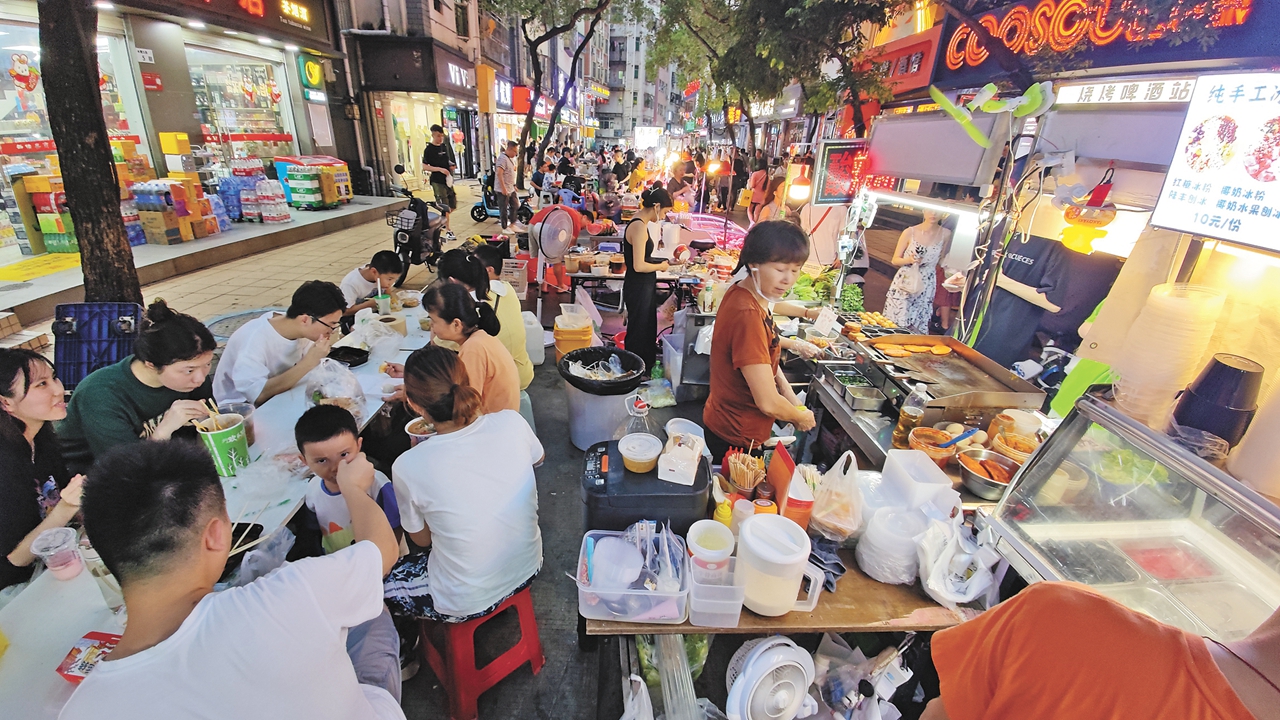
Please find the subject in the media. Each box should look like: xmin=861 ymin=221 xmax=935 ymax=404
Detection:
xmin=621 ymin=675 xmax=656 ymax=720
xmin=304 ymin=358 xmax=368 ymax=424
xmin=353 ymin=320 xmax=402 ymax=364
xmin=810 ymin=451 xmax=865 ymax=543
xmin=225 ymin=527 xmax=295 ymax=587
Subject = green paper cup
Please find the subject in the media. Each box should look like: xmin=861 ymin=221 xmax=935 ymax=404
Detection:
xmin=197 ymin=413 xmax=250 ymax=477
xmin=374 ymin=294 xmax=391 ymax=314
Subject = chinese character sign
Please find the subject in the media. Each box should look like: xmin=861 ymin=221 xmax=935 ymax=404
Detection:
xmin=1152 ymin=73 xmax=1280 ymax=250
xmin=813 ymin=140 xmax=870 ymax=206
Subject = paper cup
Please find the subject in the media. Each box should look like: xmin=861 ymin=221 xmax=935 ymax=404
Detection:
xmin=217 ymin=402 xmax=256 ymax=446
xmin=197 ymin=413 xmax=250 ymax=477
xmin=374 ymin=294 xmax=391 ymax=314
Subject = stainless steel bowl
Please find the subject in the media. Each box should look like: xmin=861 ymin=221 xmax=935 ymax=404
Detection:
xmin=843 ymin=385 xmax=885 ymax=411
xmin=957 ymin=448 xmax=1018 ymax=501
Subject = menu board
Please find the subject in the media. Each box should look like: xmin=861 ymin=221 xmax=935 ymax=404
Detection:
xmin=1151 ymin=72 xmax=1280 ymax=251
xmin=812 ymin=140 xmax=869 ymax=206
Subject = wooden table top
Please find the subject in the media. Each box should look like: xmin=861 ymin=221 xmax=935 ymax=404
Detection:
xmin=585 ymin=549 xmax=965 ymax=635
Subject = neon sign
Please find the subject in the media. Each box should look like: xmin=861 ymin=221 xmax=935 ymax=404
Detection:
xmin=238 ymin=0 xmax=265 ymax=19
xmin=281 ymin=0 xmax=309 ymax=23
xmin=945 ymin=0 xmax=1254 ymax=71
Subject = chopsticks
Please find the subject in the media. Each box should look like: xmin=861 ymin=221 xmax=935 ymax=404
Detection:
xmin=194 ymin=399 xmax=223 ymax=431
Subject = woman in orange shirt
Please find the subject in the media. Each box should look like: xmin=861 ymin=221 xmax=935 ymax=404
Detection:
xmin=702 ymin=221 xmax=816 ymax=463
xmin=422 ymin=283 xmax=520 ymax=415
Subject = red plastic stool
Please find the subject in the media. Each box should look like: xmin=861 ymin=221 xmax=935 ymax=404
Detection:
xmin=418 ymin=586 xmax=545 ymax=720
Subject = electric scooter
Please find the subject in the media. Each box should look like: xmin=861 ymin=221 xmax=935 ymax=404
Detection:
xmin=386 ymin=164 xmax=449 ymax=287
xmin=469 ymin=170 xmax=535 ymax=224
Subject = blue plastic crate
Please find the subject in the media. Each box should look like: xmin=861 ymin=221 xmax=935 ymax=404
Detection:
xmin=52 ymin=303 xmax=144 ymax=390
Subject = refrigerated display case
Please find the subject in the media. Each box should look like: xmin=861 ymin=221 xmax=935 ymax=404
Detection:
xmin=979 ymin=393 xmax=1280 ymax=642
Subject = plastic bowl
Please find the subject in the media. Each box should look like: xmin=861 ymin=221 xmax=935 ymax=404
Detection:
xmin=619 ymin=433 xmax=663 ymax=473
xmin=404 ymin=417 xmax=436 ymax=446
xmin=909 ymin=427 xmax=957 ymax=469
xmin=957 ymin=448 xmax=1018 ymax=501
xmin=993 ymin=432 xmax=1039 ymax=464
xmin=665 ymin=417 xmax=705 ymax=440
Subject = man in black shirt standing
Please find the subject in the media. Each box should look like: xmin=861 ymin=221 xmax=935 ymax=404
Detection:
xmin=421 ymin=124 xmax=457 ymax=234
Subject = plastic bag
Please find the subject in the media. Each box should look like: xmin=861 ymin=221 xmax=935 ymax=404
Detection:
xmin=694 ymin=323 xmax=714 ymax=355
xmin=636 ymin=634 xmax=711 ymax=688
xmin=810 ymin=451 xmax=865 ymax=542
xmin=642 ymin=379 xmax=676 ymax=408
xmin=916 ymin=514 xmax=1001 ymax=611
xmin=304 ymin=358 xmax=368 ymax=424
xmin=621 ymin=675 xmax=655 ymax=720
xmin=355 ymin=320 xmax=402 ymax=364
xmin=225 ymin=527 xmax=295 ymax=587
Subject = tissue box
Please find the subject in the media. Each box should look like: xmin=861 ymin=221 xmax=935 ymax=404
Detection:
xmin=657 ymin=434 xmax=704 ymax=486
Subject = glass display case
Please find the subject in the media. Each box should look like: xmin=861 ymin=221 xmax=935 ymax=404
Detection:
xmin=979 ymin=393 xmax=1280 ymax=641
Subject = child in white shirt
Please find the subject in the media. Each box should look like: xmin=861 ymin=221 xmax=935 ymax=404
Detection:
xmin=341 ymin=251 xmax=405 ymax=316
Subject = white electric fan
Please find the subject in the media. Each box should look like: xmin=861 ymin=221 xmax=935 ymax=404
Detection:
xmin=528 ymin=206 xmax=580 ymax=316
xmin=725 ymin=636 xmax=818 ymax=720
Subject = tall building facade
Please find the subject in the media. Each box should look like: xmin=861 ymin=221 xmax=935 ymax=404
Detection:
xmin=597 ymin=7 xmax=676 ymax=146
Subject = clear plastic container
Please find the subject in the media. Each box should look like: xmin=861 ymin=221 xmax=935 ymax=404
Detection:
xmin=576 ymin=530 xmax=688 ymax=624
xmin=689 ymin=558 xmax=746 ymax=628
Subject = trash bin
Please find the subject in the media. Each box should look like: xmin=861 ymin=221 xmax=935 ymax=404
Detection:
xmin=558 ymin=347 xmax=646 ymax=451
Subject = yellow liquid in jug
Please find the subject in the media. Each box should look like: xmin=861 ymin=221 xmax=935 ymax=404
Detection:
xmin=741 ymin=561 xmax=803 ymax=616
xmin=694 ymin=530 xmax=731 ymax=552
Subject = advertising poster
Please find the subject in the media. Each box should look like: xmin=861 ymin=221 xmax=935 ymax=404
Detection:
xmin=812 ymin=140 xmax=869 ymax=206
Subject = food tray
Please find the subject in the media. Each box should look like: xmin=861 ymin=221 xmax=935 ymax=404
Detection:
xmin=1167 ymin=580 xmax=1274 ymax=641
xmin=1099 ymin=584 xmax=1207 ymax=634
xmin=575 ymin=530 xmax=689 ymax=625
xmin=1117 ymin=538 xmax=1223 ymax=581
xmin=1038 ymin=539 xmax=1142 ymax=586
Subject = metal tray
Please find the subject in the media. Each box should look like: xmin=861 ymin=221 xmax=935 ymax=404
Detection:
xmin=861 ymin=335 xmax=1042 ymax=410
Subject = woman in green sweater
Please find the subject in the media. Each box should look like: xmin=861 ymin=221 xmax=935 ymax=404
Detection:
xmin=58 ymin=300 xmax=217 ymax=475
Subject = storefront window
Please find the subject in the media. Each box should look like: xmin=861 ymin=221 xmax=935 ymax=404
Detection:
xmin=0 ymin=24 xmax=148 ymax=172
xmin=186 ymin=45 xmax=297 ymax=166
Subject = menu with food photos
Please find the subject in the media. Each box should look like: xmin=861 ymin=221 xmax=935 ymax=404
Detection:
xmin=1152 ymin=72 xmax=1280 ymax=250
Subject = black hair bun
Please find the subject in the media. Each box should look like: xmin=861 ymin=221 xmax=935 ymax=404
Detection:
xmin=145 ymin=299 xmax=176 ymax=325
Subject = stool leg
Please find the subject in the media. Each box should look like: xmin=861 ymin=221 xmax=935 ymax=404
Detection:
xmin=444 ymin=623 xmax=481 ymax=720
xmin=515 ymin=590 xmax=546 ymax=675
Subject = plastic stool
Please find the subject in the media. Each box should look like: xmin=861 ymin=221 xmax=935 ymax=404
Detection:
xmin=418 ymin=586 xmax=545 ymax=720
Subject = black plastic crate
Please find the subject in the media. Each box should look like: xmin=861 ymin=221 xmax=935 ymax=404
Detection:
xmin=52 ymin=302 xmax=144 ymax=390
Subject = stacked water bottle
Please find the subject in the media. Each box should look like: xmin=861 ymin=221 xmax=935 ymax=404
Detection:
xmin=120 ymin=197 xmax=145 ymax=246
xmin=218 ymin=158 xmax=268 ymax=221
xmin=256 ymin=179 xmax=291 ymax=224
xmin=207 ymin=194 xmax=233 ymax=232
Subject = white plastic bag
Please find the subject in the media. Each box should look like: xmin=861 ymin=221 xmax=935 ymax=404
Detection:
xmin=353 ymin=320 xmax=402 ymax=364
xmin=621 ymin=674 xmax=655 ymax=720
xmin=810 ymin=451 xmax=864 ymax=542
xmin=225 ymin=527 xmax=295 ymax=587
xmin=694 ymin=323 xmax=715 ymax=355
xmin=304 ymin=358 xmax=368 ymax=423
xmin=855 ymin=507 xmax=926 ymax=585
xmin=915 ymin=514 xmax=1001 ymax=611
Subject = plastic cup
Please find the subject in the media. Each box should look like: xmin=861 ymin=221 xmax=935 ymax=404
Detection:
xmin=196 ymin=413 xmax=250 ymax=477
xmin=1187 ymin=353 xmax=1265 ymax=410
xmin=32 ymin=527 xmax=83 ymax=580
xmin=374 ymin=294 xmax=391 ymax=314
xmin=687 ymin=519 xmax=735 ymax=584
xmin=405 ymin=417 xmax=436 ymax=447
xmin=217 ymin=402 xmax=256 ymax=446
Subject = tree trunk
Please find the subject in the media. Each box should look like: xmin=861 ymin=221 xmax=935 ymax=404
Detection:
xmin=740 ymin=101 xmax=757 ymax=155
xmin=39 ymin=0 xmax=141 ymax=305
xmin=805 ymin=112 xmax=820 ymax=145
xmin=538 ymin=12 xmax=602 ymax=163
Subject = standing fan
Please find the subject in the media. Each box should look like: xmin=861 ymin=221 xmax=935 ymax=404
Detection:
xmin=725 ymin=637 xmax=818 ymax=720
xmin=530 ymin=206 xmax=580 ymax=263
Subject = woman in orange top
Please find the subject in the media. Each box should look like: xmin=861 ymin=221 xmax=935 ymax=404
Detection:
xmin=702 ymin=221 xmax=816 ymax=463
xmin=423 ymin=283 xmax=520 ymax=415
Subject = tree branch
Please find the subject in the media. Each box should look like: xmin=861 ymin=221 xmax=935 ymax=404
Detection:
xmin=936 ymin=0 xmax=1035 ymax=90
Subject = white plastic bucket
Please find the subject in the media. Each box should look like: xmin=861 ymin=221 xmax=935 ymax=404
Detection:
xmin=564 ymin=383 xmax=630 ymax=451
xmin=522 ymin=311 xmax=545 ymax=366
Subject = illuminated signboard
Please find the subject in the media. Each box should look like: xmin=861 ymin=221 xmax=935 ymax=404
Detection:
xmin=1057 ymin=78 xmax=1196 ymax=105
xmin=135 ymin=0 xmax=329 ymax=45
xmin=813 ymin=139 xmax=871 ymax=206
xmin=298 ymin=54 xmax=324 ymax=90
xmin=934 ymin=0 xmax=1268 ymax=88
xmin=1151 ymin=72 xmax=1280 ymax=252
xmin=494 ymin=74 xmax=514 ymax=111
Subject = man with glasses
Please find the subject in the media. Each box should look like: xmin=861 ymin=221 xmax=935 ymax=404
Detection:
xmin=213 ymin=280 xmax=347 ymax=406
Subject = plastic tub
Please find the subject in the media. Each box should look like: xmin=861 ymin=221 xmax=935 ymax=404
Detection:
xmin=882 ymin=449 xmax=960 ymax=514
xmin=909 ymin=427 xmax=957 ymax=469
xmin=576 ymin=530 xmax=689 ymax=624
xmin=689 ymin=558 xmax=746 ymax=628
xmin=619 ymin=433 xmax=663 ymax=473
xmin=522 ymin=311 xmax=545 ymax=366
xmin=564 ymin=385 xmax=629 ymax=451
xmin=687 ymin=519 xmax=734 ymax=582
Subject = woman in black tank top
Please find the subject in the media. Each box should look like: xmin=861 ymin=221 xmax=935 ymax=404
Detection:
xmin=622 ymin=187 xmax=672 ymax=373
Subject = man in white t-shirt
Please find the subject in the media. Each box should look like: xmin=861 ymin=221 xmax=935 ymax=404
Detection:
xmin=62 ymin=439 xmax=404 ymax=720
xmin=386 ymin=409 xmax=543 ymax=619
xmin=494 ymin=140 xmax=520 ymax=234
xmin=213 ymin=280 xmax=346 ymax=405
xmin=341 ymin=251 xmax=405 ymax=315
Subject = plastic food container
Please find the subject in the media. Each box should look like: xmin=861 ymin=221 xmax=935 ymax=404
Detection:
xmin=689 ymin=558 xmax=746 ymax=628
xmin=993 ymin=432 xmax=1039 ymax=464
xmin=619 ymin=433 xmax=663 ymax=473
xmin=575 ymin=530 xmax=689 ymax=624
xmin=1168 ymin=580 xmax=1274 ymax=640
xmin=686 ymin=520 xmax=734 ymax=583
xmin=1099 ymin=584 xmax=1206 ymax=634
xmin=909 ymin=427 xmax=957 ymax=469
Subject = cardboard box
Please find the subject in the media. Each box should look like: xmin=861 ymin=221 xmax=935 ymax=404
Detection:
xmin=0 ymin=330 xmax=50 ymax=351
xmin=198 ymin=198 xmax=213 ymax=216
xmin=36 ymin=213 xmax=66 ymax=234
xmin=164 ymin=154 xmax=195 ymax=173
xmin=138 ymin=210 xmax=180 ymax=231
xmin=21 ymin=175 xmax=62 ymax=193
xmin=30 ymin=191 xmax=66 ymax=214
xmin=177 ymin=218 xmax=195 ymax=242
xmin=46 ymin=155 xmax=60 ymax=173
xmin=144 ymin=225 xmax=184 ymax=245
xmin=158 ymin=132 xmax=191 ymax=155
xmin=203 ymin=216 xmax=219 ymax=236
xmin=110 ymin=139 xmax=137 ymax=159
xmin=0 ymin=312 xmax=21 ymax=340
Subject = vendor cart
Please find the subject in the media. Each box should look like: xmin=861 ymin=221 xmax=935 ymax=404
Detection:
xmin=979 ymin=392 xmax=1280 ymax=641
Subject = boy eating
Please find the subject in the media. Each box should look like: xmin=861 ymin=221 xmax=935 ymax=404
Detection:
xmin=297 ymin=405 xmax=402 ymax=553
xmin=342 ymin=251 xmax=405 ymax=315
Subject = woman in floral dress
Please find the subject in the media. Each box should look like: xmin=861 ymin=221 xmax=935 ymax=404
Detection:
xmin=884 ymin=210 xmax=952 ymax=334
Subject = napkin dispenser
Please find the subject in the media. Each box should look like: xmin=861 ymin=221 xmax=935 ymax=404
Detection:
xmin=658 ymin=433 xmax=704 ymax=486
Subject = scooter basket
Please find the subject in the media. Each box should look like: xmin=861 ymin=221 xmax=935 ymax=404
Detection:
xmin=386 ymin=208 xmax=419 ymax=230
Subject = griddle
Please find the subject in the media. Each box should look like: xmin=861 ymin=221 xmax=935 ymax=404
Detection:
xmin=861 ymin=335 xmax=1043 ymax=411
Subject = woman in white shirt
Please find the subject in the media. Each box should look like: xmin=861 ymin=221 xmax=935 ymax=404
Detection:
xmin=384 ymin=344 xmax=543 ymax=620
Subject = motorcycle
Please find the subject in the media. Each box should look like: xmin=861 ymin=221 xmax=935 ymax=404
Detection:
xmin=386 ymin=164 xmax=449 ymax=287
xmin=469 ymin=170 xmax=535 ymax=225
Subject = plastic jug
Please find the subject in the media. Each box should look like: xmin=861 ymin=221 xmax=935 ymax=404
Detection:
xmin=737 ymin=515 xmax=824 ymax=616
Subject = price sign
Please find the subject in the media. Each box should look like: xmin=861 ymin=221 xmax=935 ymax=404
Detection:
xmin=813 ymin=306 xmax=840 ymax=338
xmin=1151 ymin=72 xmax=1280 ymax=251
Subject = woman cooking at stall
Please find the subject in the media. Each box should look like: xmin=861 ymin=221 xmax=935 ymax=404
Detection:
xmin=621 ymin=187 xmax=672 ymax=374
xmin=703 ymin=221 xmax=817 ymax=463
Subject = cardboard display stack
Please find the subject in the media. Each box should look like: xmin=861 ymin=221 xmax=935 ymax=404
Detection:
xmin=0 ymin=311 xmax=50 ymax=352
xmin=134 ymin=132 xmax=222 ymax=245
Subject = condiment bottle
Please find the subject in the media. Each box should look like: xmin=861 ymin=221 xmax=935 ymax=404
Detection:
xmin=891 ymin=383 xmax=930 ymax=449
xmin=755 ymin=482 xmax=775 ymax=502
xmin=753 ymin=499 xmax=778 ymax=514
xmin=730 ymin=499 xmax=754 ymax=538
xmin=713 ymin=500 xmax=733 ymax=527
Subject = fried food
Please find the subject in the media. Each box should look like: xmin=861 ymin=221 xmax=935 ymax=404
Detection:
xmin=903 ymin=344 xmax=935 ymax=353
xmin=878 ymin=344 xmax=911 ymax=358
xmin=930 ymin=345 xmax=952 ymax=355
